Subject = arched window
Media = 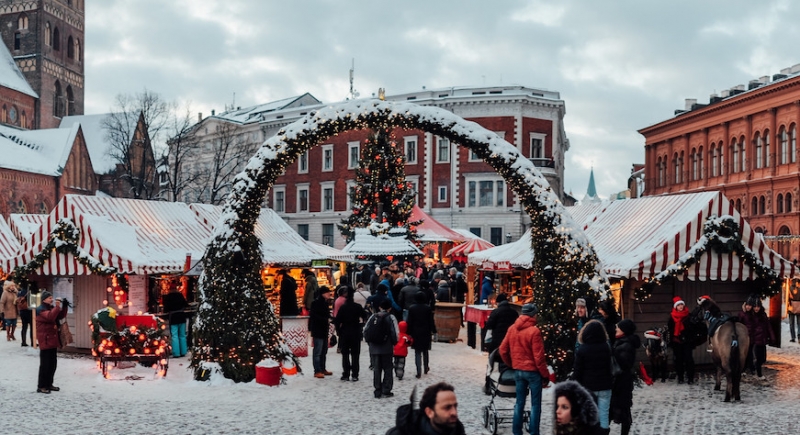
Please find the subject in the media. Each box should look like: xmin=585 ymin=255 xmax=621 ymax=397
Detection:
xmin=53 ymin=27 xmax=60 ymax=50
xmin=751 ymin=197 xmax=758 ymax=215
xmin=657 ymin=156 xmax=664 ymax=187
xmin=735 ymin=198 xmax=742 ymax=211
xmin=37 ymin=201 xmax=48 ymax=214
xmin=787 ymin=193 xmax=794 ymax=213
xmin=53 ymin=80 xmax=63 ymax=117
xmin=66 ymin=86 xmax=75 ymax=116
xmin=673 ymin=153 xmax=680 ymax=184
xmin=763 ymin=129 xmax=770 ymax=168
xmin=698 ymin=146 xmax=704 ymax=179
xmin=67 ymin=35 xmax=74 ymax=59
xmin=679 ymin=151 xmax=684 ymax=183
xmin=15 ymin=200 xmax=26 ymax=213
xmin=1 ymin=105 xmax=6 ymax=123
xmin=20 ymin=110 xmax=26 ymax=129
xmin=759 ymin=195 xmax=766 ymax=215
xmin=731 ymin=138 xmax=738 ymax=173
xmin=739 ymin=135 xmax=747 ymax=172
xmin=18 ymin=14 xmax=28 ymax=30
xmin=75 ymin=39 xmax=81 ymax=62
xmin=710 ymin=143 xmax=718 ymax=177
xmin=754 ymin=131 xmax=763 ymax=168
xmin=780 ymin=126 xmax=789 ymax=164
xmin=792 ymin=124 xmax=797 ymax=164
xmin=717 ymin=142 xmax=724 ymax=176
xmin=691 ymin=148 xmax=699 ymax=180
xmin=777 ymin=193 xmax=784 ymax=213
xmin=45 ymin=22 xmax=50 ymax=46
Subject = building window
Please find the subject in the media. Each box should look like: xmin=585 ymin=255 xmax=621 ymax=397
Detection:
xmin=67 ymin=35 xmax=74 ymax=59
xmin=530 ymin=134 xmax=545 ymax=159
xmin=792 ymin=124 xmax=797 ymax=163
xmin=322 ymin=186 xmax=334 ymax=211
xmin=438 ymin=186 xmax=447 ymax=202
xmin=780 ymin=127 xmax=789 ymax=164
xmin=738 ymin=136 xmax=746 ymax=172
xmin=45 ymin=22 xmax=50 ymax=46
xmin=657 ymin=157 xmax=666 ymax=187
xmin=75 ymin=39 xmax=81 ymax=62
xmin=672 ymin=153 xmax=680 ymax=184
xmin=406 ymin=176 xmax=419 ymax=206
xmin=53 ymin=80 xmax=63 ymax=117
xmin=437 ymin=137 xmax=450 ymax=163
xmin=13 ymin=32 xmax=20 ymax=50
xmin=709 ymin=144 xmax=717 ymax=177
xmin=346 ymin=180 xmax=356 ymax=210
xmin=691 ymin=148 xmax=699 ymax=180
xmin=297 ymin=224 xmax=309 ymax=241
xmin=735 ymin=198 xmax=742 ymax=212
xmin=298 ymin=150 xmax=308 ymax=174
xmin=18 ymin=14 xmax=28 ymax=30
xmin=348 ymin=141 xmax=360 ymax=169
xmin=787 ymin=193 xmax=793 ymax=213
xmin=697 ymin=146 xmax=703 ymax=179
xmin=467 ymin=179 xmax=505 ymax=207
xmin=717 ymin=142 xmax=724 ymax=176
xmin=469 ymin=227 xmax=481 ymax=238
xmin=298 ymin=186 xmax=309 ymax=212
xmin=754 ymin=133 xmax=763 ymax=169
xmin=777 ymin=193 xmax=784 ymax=213
xmin=490 ymin=228 xmax=502 ymax=246
xmin=751 ymin=197 xmax=758 ymax=216
xmin=405 ymin=136 xmax=417 ymax=164
xmin=763 ymin=130 xmax=770 ymax=168
xmin=759 ymin=195 xmax=766 ymax=214
xmin=731 ymin=138 xmax=738 ymax=173
xmin=322 ymin=224 xmax=334 ymax=247
xmin=273 ymin=188 xmax=285 ymax=212
xmin=322 ymin=144 xmax=333 ymax=171
xmin=53 ymin=26 xmax=60 ymax=50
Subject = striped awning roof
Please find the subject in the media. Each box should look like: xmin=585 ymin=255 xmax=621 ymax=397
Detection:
xmin=189 ymin=204 xmax=330 ymax=266
xmin=0 ymin=218 xmax=21 ymax=264
xmin=3 ymin=195 xmax=212 ymax=275
xmin=8 ymin=213 xmax=48 ymax=241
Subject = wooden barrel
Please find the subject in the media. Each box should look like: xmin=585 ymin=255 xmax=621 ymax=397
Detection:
xmin=434 ymin=302 xmax=463 ymax=342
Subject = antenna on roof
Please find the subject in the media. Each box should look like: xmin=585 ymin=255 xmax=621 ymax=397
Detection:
xmin=232 ymin=92 xmax=236 ymax=110
xmin=348 ymin=58 xmax=360 ymax=100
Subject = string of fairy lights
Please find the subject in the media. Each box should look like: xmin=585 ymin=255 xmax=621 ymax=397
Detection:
xmin=635 ymin=215 xmax=783 ymax=300
xmin=90 ymin=307 xmax=170 ymax=378
xmin=194 ymin=100 xmax=607 ymax=382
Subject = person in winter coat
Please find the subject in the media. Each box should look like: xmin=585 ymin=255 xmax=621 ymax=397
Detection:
xmin=418 ymin=279 xmax=437 ymax=312
xmin=367 ymin=283 xmax=391 ymax=314
xmin=398 ymin=277 xmax=421 ymax=320
xmin=593 ymin=299 xmax=619 ymax=346
xmin=484 ymin=293 xmax=519 ymax=354
xmin=385 ymin=381 xmax=466 ymax=435
xmin=36 ymin=291 xmax=66 ymax=393
xmin=303 ymin=269 xmax=319 ymax=312
xmin=1 ymin=280 xmax=19 ymax=341
xmin=553 ymin=380 xmax=603 ymax=435
xmin=393 ymin=320 xmax=413 ymax=380
xmin=571 ymin=319 xmax=613 ymax=433
xmin=666 ymin=296 xmax=695 ymax=384
xmin=499 ymin=303 xmax=551 ymax=435
xmin=738 ymin=296 xmax=757 ymax=374
xmin=407 ymin=291 xmax=436 ymax=378
xmin=277 ymin=269 xmax=299 ymax=317
xmin=573 ymin=298 xmax=589 ymax=351
xmin=334 ymin=286 xmax=368 ymax=382
xmin=610 ymin=319 xmax=640 ymax=435
xmin=436 ymin=279 xmax=451 ymax=303
xmin=17 ymin=285 xmax=33 ymax=346
xmin=332 ymin=286 xmax=348 ymax=318
xmin=162 ymin=281 xmax=189 ymax=358
xmin=479 ymin=276 xmax=494 ymax=304
xmin=789 ymin=283 xmax=800 ymax=343
xmin=364 ymin=299 xmax=399 ymax=398
xmin=309 ymin=286 xmax=334 ymax=378
xmin=746 ymin=298 xmax=775 ymax=378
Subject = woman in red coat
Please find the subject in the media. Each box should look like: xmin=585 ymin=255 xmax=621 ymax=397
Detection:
xmin=36 ymin=291 xmax=67 ymax=394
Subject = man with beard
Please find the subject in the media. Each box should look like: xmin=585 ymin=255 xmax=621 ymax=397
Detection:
xmin=386 ymin=382 xmax=466 ymax=435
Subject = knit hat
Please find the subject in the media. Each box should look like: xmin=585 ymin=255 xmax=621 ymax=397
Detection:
xmin=673 ymin=296 xmax=685 ymax=308
xmin=745 ymin=295 xmax=758 ymax=307
xmin=617 ymin=319 xmax=636 ymax=336
xmin=496 ymin=293 xmax=508 ymax=303
xmin=319 ymin=286 xmax=331 ymax=295
xmin=697 ymin=295 xmax=711 ymax=306
xmin=41 ymin=290 xmax=53 ymax=301
xmin=521 ymin=303 xmax=538 ymax=316
xmin=575 ymin=298 xmax=586 ymax=307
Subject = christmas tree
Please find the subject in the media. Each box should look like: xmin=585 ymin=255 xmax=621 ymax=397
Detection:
xmin=338 ymin=128 xmax=420 ymax=242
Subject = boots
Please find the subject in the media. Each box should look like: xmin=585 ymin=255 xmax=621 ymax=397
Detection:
xmin=9 ymin=325 xmax=15 ymax=340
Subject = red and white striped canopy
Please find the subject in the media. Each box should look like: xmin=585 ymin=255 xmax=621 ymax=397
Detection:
xmin=8 ymin=213 xmax=48 ymax=242
xmin=3 ymin=195 xmax=212 ymax=275
xmin=409 ymin=205 xmax=466 ymax=243
xmin=0 ymin=218 xmax=21 ymax=268
xmin=446 ymin=237 xmax=494 ymax=259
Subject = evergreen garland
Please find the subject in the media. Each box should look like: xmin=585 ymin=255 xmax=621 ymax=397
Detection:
xmin=635 ymin=215 xmax=783 ymax=300
xmin=194 ymin=100 xmax=607 ymax=382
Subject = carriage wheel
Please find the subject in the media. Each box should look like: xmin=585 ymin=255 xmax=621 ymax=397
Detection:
xmin=482 ymin=406 xmax=489 ymax=428
xmin=488 ymin=413 xmax=498 ymax=435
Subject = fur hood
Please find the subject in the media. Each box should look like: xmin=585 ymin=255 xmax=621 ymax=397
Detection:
xmin=553 ymin=380 xmax=599 ymax=430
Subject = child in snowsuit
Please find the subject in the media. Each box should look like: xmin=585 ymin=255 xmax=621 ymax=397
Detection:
xmin=393 ymin=321 xmax=413 ymax=380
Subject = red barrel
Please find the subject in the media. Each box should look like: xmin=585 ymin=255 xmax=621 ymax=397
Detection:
xmin=255 ymin=365 xmax=281 ymax=386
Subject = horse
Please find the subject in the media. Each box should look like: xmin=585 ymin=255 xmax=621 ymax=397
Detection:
xmin=644 ymin=326 xmax=668 ymax=382
xmin=694 ymin=297 xmax=750 ymax=402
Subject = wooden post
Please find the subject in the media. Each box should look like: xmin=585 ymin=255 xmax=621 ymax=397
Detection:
xmin=31 ymin=306 xmax=37 ymax=349
xmin=467 ymin=264 xmax=476 ymax=305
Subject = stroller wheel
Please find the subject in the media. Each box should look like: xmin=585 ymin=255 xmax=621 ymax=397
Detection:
xmin=482 ymin=406 xmax=489 ymax=428
xmin=488 ymin=413 xmax=498 ymax=435
xmin=523 ymin=411 xmax=531 ymax=432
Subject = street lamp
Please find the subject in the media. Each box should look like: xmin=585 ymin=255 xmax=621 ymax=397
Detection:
xmin=505 ymin=232 xmax=512 ymax=244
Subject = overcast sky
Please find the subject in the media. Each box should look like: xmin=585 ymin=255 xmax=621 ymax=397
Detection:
xmin=85 ymin=0 xmax=800 ymax=199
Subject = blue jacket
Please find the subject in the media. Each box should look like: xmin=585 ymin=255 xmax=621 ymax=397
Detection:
xmin=480 ymin=278 xmax=494 ymax=303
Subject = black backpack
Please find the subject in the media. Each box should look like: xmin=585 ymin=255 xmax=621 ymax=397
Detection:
xmin=364 ymin=312 xmax=391 ymax=344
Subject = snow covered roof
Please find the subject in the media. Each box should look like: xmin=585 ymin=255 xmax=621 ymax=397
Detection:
xmin=0 ymin=43 xmax=37 ymax=98
xmin=213 ymin=93 xmax=322 ymax=124
xmin=342 ymin=228 xmax=422 ymax=257
xmin=410 ymin=205 xmax=466 ymax=243
xmin=471 ymin=191 xmax=796 ymax=281
xmin=60 ymin=113 xmax=129 ymax=173
xmin=0 ymin=217 xmax=20 ymax=263
xmin=189 ymin=203 xmax=335 ymax=266
xmin=306 ymin=241 xmax=356 ymax=263
xmin=0 ymin=123 xmax=79 ymax=175
xmin=3 ymin=195 xmax=212 ymax=275
xmin=452 ymin=229 xmax=488 ymax=241
xmin=7 ymin=213 xmax=48 ymax=241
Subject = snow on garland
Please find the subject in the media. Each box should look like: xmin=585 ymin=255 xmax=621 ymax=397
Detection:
xmin=194 ymin=99 xmax=609 ymax=382
xmin=635 ymin=215 xmax=783 ymax=300
xmin=12 ymin=218 xmax=116 ymax=287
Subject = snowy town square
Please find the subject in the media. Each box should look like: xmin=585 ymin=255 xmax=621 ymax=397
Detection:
xmin=0 ymin=322 xmax=798 ymax=435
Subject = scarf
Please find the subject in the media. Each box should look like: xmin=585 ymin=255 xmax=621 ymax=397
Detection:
xmin=671 ymin=308 xmax=689 ymax=338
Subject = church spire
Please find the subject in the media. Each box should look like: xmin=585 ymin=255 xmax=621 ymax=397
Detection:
xmin=583 ymin=167 xmax=601 ymax=203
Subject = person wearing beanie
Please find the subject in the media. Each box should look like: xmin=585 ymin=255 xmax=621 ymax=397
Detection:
xmin=593 ymin=299 xmax=620 ymax=345
xmin=741 ymin=297 xmax=775 ymax=378
xmin=611 ymin=319 xmax=640 ymax=435
xmin=309 ymin=285 xmax=334 ymax=378
xmin=667 ymin=296 xmax=696 ymax=385
xmin=574 ymin=298 xmax=590 ymax=351
xmin=35 ymin=290 xmax=67 ymax=393
xmin=499 ymin=301 xmax=549 ymax=435
xmin=738 ymin=296 xmax=757 ymax=374
xmin=484 ymin=292 xmax=519 ymax=353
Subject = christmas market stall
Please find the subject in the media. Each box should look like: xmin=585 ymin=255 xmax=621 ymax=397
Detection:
xmin=0 ymin=217 xmax=21 ymax=276
xmin=1 ymin=195 xmax=212 ymax=370
xmin=7 ymin=213 xmax=49 ymax=242
xmin=409 ymin=205 xmax=466 ymax=264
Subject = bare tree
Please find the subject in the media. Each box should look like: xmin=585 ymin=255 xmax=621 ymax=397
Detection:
xmin=191 ymin=121 xmax=257 ymax=205
xmin=102 ymin=89 xmax=172 ymax=199
xmin=162 ymin=104 xmax=204 ymax=202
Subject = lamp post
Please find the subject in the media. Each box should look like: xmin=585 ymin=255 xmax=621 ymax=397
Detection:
xmin=505 ymin=232 xmax=512 ymax=244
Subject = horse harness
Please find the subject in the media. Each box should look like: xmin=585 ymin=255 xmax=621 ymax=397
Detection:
xmin=704 ymin=312 xmax=740 ymax=347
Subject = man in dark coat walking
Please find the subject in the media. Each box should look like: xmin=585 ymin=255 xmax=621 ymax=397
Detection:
xmin=364 ymin=299 xmax=399 ymax=398
xmin=309 ymin=286 xmax=333 ymax=378
xmin=406 ymin=292 xmax=436 ymax=378
xmin=334 ymin=287 xmax=368 ymax=381
xmin=484 ymin=293 xmax=519 ymax=353
xmin=278 ymin=270 xmax=299 ymax=316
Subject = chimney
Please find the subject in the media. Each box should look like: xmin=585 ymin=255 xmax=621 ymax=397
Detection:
xmin=198 ymin=112 xmax=202 ymax=123
xmin=759 ymin=75 xmax=770 ymax=84
xmin=709 ymin=93 xmax=722 ymax=104
xmin=773 ymin=73 xmax=787 ymax=81
xmin=720 ymin=89 xmax=730 ymax=98
xmin=211 ymin=109 xmax=215 ymax=116
xmin=748 ymin=80 xmax=762 ymax=90
xmin=791 ymin=63 xmax=800 ymax=74
xmin=685 ymin=98 xmax=697 ymax=111
xmin=781 ymin=67 xmax=791 ymax=75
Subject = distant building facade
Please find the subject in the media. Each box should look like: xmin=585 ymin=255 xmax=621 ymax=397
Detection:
xmin=181 ymin=86 xmax=571 ymax=249
xmin=639 ymin=64 xmax=800 ymax=261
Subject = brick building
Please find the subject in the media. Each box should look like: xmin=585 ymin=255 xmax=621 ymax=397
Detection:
xmin=0 ymin=0 xmax=84 ymax=129
xmin=181 ymin=86 xmax=572 ymax=249
xmin=639 ymin=64 xmax=800 ymax=261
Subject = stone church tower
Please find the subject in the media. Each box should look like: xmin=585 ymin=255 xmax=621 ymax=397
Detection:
xmin=0 ymin=0 xmax=84 ymax=129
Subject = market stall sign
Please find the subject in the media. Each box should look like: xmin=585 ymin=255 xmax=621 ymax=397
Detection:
xmin=495 ymin=261 xmax=512 ymax=271
xmin=482 ymin=261 xmax=495 ymax=271
xmin=312 ymin=260 xmax=328 ymax=267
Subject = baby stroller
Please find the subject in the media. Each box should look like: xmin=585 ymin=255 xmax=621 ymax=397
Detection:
xmin=482 ymin=349 xmax=529 ymax=434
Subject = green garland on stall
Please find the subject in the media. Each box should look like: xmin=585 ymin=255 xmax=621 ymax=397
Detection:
xmin=12 ymin=218 xmax=116 ymax=288
xmin=635 ymin=215 xmax=783 ymax=300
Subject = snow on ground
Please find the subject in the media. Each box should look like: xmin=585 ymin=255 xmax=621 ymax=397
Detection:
xmin=2 ymin=322 xmax=800 ymax=435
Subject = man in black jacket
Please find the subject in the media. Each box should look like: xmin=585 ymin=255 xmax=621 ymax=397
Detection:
xmin=484 ymin=293 xmax=519 ymax=353
xmin=309 ymin=286 xmax=333 ymax=378
xmin=334 ymin=287 xmax=368 ymax=381
xmin=386 ymin=382 xmax=466 ymax=435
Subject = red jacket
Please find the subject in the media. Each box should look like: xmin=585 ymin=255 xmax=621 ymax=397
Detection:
xmin=393 ymin=321 xmax=413 ymax=357
xmin=499 ymin=315 xmax=549 ymax=379
xmin=36 ymin=304 xmax=66 ymax=350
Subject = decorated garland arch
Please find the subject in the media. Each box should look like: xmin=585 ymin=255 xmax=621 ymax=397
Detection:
xmin=635 ymin=215 xmax=783 ymax=300
xmin=192 ymin=99 xmax=610 ymax=382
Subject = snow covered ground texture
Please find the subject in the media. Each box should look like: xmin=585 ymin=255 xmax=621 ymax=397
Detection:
xmin=2 ymin=322 xmax=799 ymax=435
